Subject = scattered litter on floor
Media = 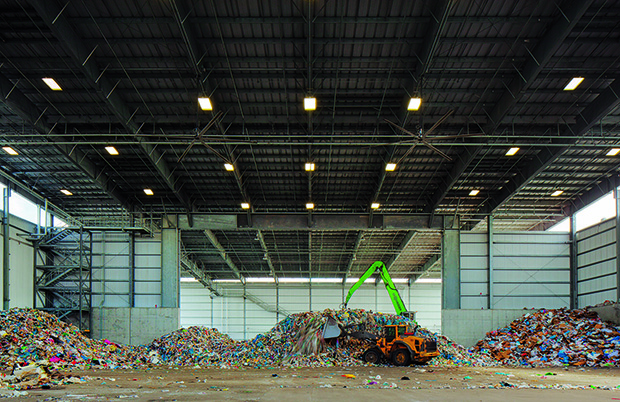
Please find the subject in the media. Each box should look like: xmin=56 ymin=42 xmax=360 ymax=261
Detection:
xmin=474 ymin=308 xmax=620 ymax=367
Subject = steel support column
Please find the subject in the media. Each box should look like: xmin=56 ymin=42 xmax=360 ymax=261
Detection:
xmin=161 ymin=228 xmax=180 ymax=308
xmin=616 ymin=188 xmax=620 ymax=302
xmin=2 ymin=187 xmax=9 ymax=310
xmin=441 ymin=224 xmax=460 ymax=309
xmin=487 ymin=215 xmax=494 ymax=309
xmin=570 ymin=213 xmax=579 ymax=309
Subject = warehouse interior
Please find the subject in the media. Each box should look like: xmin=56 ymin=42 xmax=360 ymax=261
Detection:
xmin=1 ymin=0 xmax=620 ymax=398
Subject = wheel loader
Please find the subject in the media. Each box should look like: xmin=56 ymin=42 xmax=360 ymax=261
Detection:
xmin=362 ymin=324 xmax=439 ymax=366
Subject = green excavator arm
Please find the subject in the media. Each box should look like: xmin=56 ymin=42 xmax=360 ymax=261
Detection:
xmin=343 ymin=261 xmax=408 ymax=315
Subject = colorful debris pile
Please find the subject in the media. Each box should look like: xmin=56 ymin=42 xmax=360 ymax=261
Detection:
xmin=0 ymin=361 xmax=84 ymax=390
xmin=474 ymin=308 xmax=620 ymax=367
xmin=0 ymin=308 xmax=145 ymax=369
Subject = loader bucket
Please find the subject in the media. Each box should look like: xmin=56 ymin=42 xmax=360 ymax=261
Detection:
xmin=322 ymin=316 xmax=342 ymax=339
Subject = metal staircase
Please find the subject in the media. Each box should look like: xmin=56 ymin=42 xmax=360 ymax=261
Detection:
xmin=33 ymin=227 xmax=92 ymax=333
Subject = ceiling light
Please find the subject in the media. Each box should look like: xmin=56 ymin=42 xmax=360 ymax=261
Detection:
xmin=304 ymin=162 xmax=315 ymax=171
xmin=105 ymin=146 xmax=119 ymax=155
xmin=371 ymin=202 xmax=380 ymax=209
xmin=241 ymin=202 xmax=250 ymax=209
xmin=306 ymin=202 xmax=315 ymax=210
xmin=60 ymin=189 xmax=72 ymax=196
xmin=304 ymin=97 xmax=316 ymax=111
xmin=551 ymin=190 xmax=564 ymax=197
xmin=224 ymin=163 xmax=234 ymax=171
xmin=198 ymin=97 xmax=213 ymax=110
xmin=42 ymin=77 xmax=62 ymax=91
xmin=385 ymin=163 xmax=397 ymax=171
xmin=563 ymin=77 xmax=584 ymax=91
xmin=407 ymin=97 xmax=422 ymax=111
xmin=505 ymin=147 xmax=519 ymax=156
xmin=606 ymin=148 xmax=620 ymax=156
xmin=143 ymin=188 xmax=154 ymax=196
xmin=2 ymin=146 xmax=18 ymax=155
xmin=469 ymin=189 xmax=480 ymax=196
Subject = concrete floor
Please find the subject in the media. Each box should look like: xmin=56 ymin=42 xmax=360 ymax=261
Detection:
xmin=3 ymin=366 xmax=620 ymax=401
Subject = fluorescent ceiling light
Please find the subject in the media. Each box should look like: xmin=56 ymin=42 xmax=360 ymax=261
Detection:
xmin=198 ymin=97 xmax=213 ymax=110
xmin=304 ymin=97 xmax=316 ymax=111
xmin=551 ymin=190 xmax=564 ymax=197
xmin=305 ymin=162 xmax=315 ymax=171
xmin=143 ymin=188 xmax=154 ymax=195
xmin=469 ymin=189 xmax=480 ymax=196
xmin=180 ymin=277 xmax=198 ymax=282
xmin=42 ymin=77 xmax=62 ymax=91
xmin=224 ymin=163 xmax=234 ymax=171
xmin=563 ymin=77 xmax=584 ymax=91
xmin=306 ymin=202 xmax=315 ymax=210
xmin=310 ymin=278 xmax=342 ymax=283
xmin=60 ymin=189 xmax=73 ymax=196
xmin=2 ymin=146 xmax=18 ymax=155
xmin=391 ymin=278 xmax=409 ymax=283
xmin=407 ymin=97 xmax=422 ymax=111
xmin=345 ymin=277 xmax=376 ymax=284
xmin=371 ymin=202 xmax=380 ymax=209
xmin=213 ymin=279 xmax=242 ymax=283
xmin=415 ymin=278 xmax=442 ymax=283
xmin=385 ymin=163 xmax=397 ymax=171
xmin=606 ymin=148 xmax=620 ymax=156
xmin=105 ymin=146 xmax=119 ymax=155
xmin=246 ymin=277 xmax=275 ymax=283
xmin=278 ymin=277 xmax=310 ymax=283
xmin=505 ymin=147 xmax=519 ymax=156
xmin=241 ymin=202 xmax=250 ymax=209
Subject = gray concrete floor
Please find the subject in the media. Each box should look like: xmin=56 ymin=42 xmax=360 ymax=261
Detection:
xmin=3 ymin=365 xmax=620 ymax=401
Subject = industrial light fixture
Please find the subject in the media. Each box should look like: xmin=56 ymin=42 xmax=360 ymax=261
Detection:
xmin=371 ymin=202 xmax=380 ymax=209
xmin=306 ymin=202 xmax=315 ymax=210
xmin=385 ymin=162 xmax=397 ymax=171
xmin=551 ymin=190 xmax=564 ymax=197
xmin=143 ymin=188 xmax=154 ymax=196
xmin=2 ymin=146 xmax=18 ymax=155
xmin=198 ymin=97 xmax=213 ymax=111
xmin=224 ymin=163 xmax=234 ymax=171
xmin=304 ymin=97 xmax=316 ymax=111
xmin=60 ymin=189 xmax=73 ymax=196
xmin=105 ymin=146 xmax=119 ymax=155
xmin=505 ymin=147 xmax=520 ymax=156
xmin=42 ymin=77 xmax=62 ymax=91
xmin=606 ymin=148 xmax=620 ymax=156
xmin=241 ymin=202 xmax=250 ymax=209
xmin=563 ymin=77 xmax=584 ymax=91
xmin=407 ymin=97 xmax=422 ymax=111
xmin=304 ymin=162 xmax=315 ymax=171
xmin=469 ymin=189 xmax=480 ymax=196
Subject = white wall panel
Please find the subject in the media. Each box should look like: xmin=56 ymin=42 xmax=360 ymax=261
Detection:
xmin=576 ymin=218 xmax=618 ymax=306
xmin=8 ymin=226 xmax=34 ymax=308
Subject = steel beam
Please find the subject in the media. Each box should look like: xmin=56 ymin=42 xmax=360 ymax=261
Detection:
xmin=0 ymin=72 xmax=130 ymax=209
xmin=256 ymin=230 xmax=277 ymax=282
xmin=28 ymin=0 xmax=193 ymax=211
xmin=425 ymin=0 xmax=594 ymax=214
xmin=343 ymin=231 xmax=364 ymax=282
xmin=203 ymin=229 xmax=246 ymax=284
xmin=484 ymin=77 xmax=620 ymax=214
xmin=570 ymin=214 xmax=578 ymax=309
xmin=616 ymin=188 xmax=620 ymax=302
xmin=385 ymin=231 xmax=418 ymax=269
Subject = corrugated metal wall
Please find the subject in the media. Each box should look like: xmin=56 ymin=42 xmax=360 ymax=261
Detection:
xmin=92 ymin=232 xmax=163 ymax=308
xmin=460 ymin=232 xmax=571 ymax=309
xmin=180 ymin=282 xmax=441 ymax=340
xmin=576 ymin=218 xmax=617 ymax=306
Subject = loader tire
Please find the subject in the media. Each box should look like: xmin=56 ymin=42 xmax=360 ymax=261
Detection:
xmin=391 ymin=349 xmax=411 ymax=366
xmin=363 ymin=348 xmax=381 ymax=364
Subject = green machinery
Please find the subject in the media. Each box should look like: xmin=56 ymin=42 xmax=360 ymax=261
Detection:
xmin=343 ymin=261 xmax=413 ymax=318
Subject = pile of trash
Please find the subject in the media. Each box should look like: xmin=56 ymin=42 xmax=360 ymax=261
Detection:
xmin=0 ymin=308 xmax=145 ymax=369
xmin=0 ymin=361 xmax=84 ymax=391
xmin=473 ymin=308 xmax=620 ymax=367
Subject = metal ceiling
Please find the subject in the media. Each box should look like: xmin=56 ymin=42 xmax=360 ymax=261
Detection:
xmin=1 ymin=0 xmax=620 ymax=280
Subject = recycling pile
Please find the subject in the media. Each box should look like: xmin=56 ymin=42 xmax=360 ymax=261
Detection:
xmin=473 ymin=308 xmax=620 ymax=367
xmin=0 ymin=308 xmax=145 ymax=369
xmin=146 ymin=308 xmax=496 ymax=368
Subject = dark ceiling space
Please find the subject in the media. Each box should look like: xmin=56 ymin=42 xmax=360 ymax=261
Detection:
xmin=1 ymin=0 xmax=619 ymax=280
